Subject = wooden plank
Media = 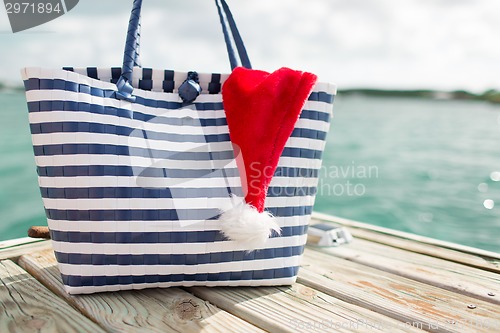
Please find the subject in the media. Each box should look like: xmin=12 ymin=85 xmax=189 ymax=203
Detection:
xmin=188 ymin=284 xmax=424 ymax=333
xmin=312 ymin=213 xmax=500 ymax=260
xmin=299 ymin=249 xmax=500 ymax=333
xmin=345 ymin=228 xmax=500 ymax=274
xmin=18 ymin=249 xmax=264 ymax=333
xmin=0 ymin=237 xmax=42 ymax=249
xmin=311 ymin=213 xmax=500 ymax=273
xmin=0 ymin=259 xmax=105 ymax=333
xmin=315 ymin=238 xmax=500 ymax=305
xmin=0 ymin=238 xmax=51 ymax=261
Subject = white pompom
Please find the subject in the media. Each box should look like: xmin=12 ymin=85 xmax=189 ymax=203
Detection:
xmin=219 ymin=196 xmax=281 ymax=251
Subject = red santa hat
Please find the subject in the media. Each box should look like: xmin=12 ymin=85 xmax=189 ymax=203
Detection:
xmin=220 ymin=67 xmax=318 ymax=250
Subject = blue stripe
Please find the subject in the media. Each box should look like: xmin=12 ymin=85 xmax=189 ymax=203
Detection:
xmin=37 ymin=165 xmax=318 ymax=179
xmin=27 ymin=102 xmax=330 ymax=126
xmin=24 ymin=78 xmax=334 ymax=104
xmin=30 ymin=121 xmax=230 ymax=141
xmin=309 ymin=91 xmax=334 ymax=104
xmin=283 ymin=147 xmax=323 ymax=159
xmin=61 ymin=266 xmax=300 ymax=287
xmin=40 ymin=185 xmax=316 ymax=199
xmin=274 ymin=167 xmax=319 ymax=178
xmin=293 ymin=128 xmax=327 ymax=141
xmin=27 ymin=100 xmax=228 ymax=126
xmin=86 ymin=68 xmax=98 ymax=79
xmin=301 ymin=109 xmax=331 ymax=122
xmin=49 ymin=225 xmax=306 ymax=244
xmin=54 ymin=245 xmax=305 ymax=265
xmin=37 ymin=165 xmax=241 ymax=178
xmin=33 ymin=144 xmax=235 ymax=160
xmin=45 ymin=206 xmax=313 ymax=221
xmin=29 ymin=107 xmax=328 ymax=129
xmin=32 ymin=144 xmax=323 ymax=160
xmin=29 ymin=121 xmax=327 ymax=141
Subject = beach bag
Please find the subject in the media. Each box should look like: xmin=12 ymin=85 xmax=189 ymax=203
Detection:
xmin=21 ymin=0 xmax=336 ymax=294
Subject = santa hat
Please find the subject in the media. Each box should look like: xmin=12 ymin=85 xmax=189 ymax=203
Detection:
xmin=219 ymin=67 xmax=318 ymax=250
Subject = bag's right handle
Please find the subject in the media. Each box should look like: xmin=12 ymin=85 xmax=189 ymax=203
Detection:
xmin=116 ymin=0 xmax=252 ymax=102
xmin=215 ymin=0 xmax=252 ymax=71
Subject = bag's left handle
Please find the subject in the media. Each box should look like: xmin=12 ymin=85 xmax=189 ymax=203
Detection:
xmin=115 ymin=0 xmax=143 ymax=102
xmin=116 ymin=0 xmax=251 ymax=102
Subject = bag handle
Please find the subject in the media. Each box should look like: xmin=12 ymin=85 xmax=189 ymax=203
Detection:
xmin=116 ymin=0 xmax=252 ymax=102
xmin=215 ymin=0 xmax=252 ymax=71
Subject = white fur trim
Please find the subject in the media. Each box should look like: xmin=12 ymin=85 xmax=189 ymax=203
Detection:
xmin=219 ymin=196 xmax=281 ymax=251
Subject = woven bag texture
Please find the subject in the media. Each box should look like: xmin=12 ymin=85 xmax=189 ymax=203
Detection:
xmin=22 ymin=66 xmax=335 ymax=294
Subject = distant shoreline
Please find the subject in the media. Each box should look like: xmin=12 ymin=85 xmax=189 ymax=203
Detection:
xmin=1 ymin=81 xmax=498 ymax=104
xmin=338 ymin=88 xmax=500 ymax=104
xmin=0 ymin=82 xmax=24 ymax=93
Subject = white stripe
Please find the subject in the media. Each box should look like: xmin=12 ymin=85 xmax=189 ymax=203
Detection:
xmin=278 ymin=156 xmax=322 ymax=169
xmin=303 ymin=100 xmax=332 ymax=113
xmin=35 ymin=155 xmax=237 ymax=169
xmin=97 ymin=68 xmax=110 ymax=81
xmin=29 ymin=111 xmax=229 ymax=135
xmin=38 ymin=175 xmax=241 ymax=189
xmin=37 ymin=175 xmax=319 ymax=188
xmin=57 ymin=255 xmax=302 ymax=276
xmin=287 ymin=136 xmax=326 ymax=151
xmin=151 ymin=68 xmax=165 ymax=81
xmin=31 ymin=132 xmax=326 ymax=152
xmin=28 ymin=110 xmax=331 ymax=136
xmin=295 ymin=118 xmax=331 ymax=133
xmin=25 ymin=90 xmax=332 ymax=121
xmin=34 ymin=154 xmax=323 ymax=170
xmin=42 ymin=195 xmax=315 ymax=210
xmin=26 ymin=89 xmax=225 ymax=116
xmin=26 ymin=104 xmax=225 ymax=122
xmin=43 ymin=197 xmax=233 ymax=210
xmin=152 ymin=77 xmax=163 ymax=93
xmin=51 ymin=234 xmax=307 ymax=255
xmin=313 ymin=81 xmax=337 ymax=95
xmin=32 ymin=133 xmax=233 ymax=152
xmin=48 ymin=216 xmax=308 ymax=232
xmin=63 ymin=276 xmax=298 ymax=294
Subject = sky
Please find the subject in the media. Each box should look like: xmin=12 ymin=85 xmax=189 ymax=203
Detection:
xmin=0 ymin=0 xmax=499 ymax=92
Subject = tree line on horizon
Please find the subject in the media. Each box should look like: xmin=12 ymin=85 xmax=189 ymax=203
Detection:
xmin=0 ymin=80 xmax=499 ymax=103
xmin=338 ymin=88 xmax=500 ymax=103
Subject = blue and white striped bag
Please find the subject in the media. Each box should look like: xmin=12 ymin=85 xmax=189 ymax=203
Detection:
xmin=22 ymin=0 xmax=335 ymax=294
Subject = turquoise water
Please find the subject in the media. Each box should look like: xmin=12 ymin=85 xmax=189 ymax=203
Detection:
xmin=0 ymin=91 xmax=46 ymax=239
xmin=316 ymin=95 xmax=500 ymax=253
xmin=1 ymin=91 xmax=499 ymax=252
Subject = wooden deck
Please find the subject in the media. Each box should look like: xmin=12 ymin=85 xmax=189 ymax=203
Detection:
xmin=1 ymin=213 xmax=499 ymax=332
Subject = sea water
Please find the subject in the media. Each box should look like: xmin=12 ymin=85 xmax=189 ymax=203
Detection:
xmin=1 ymin=91 xmax=499 ymax=252
xmin=316 ymin=94 xmax=500 ymax=253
